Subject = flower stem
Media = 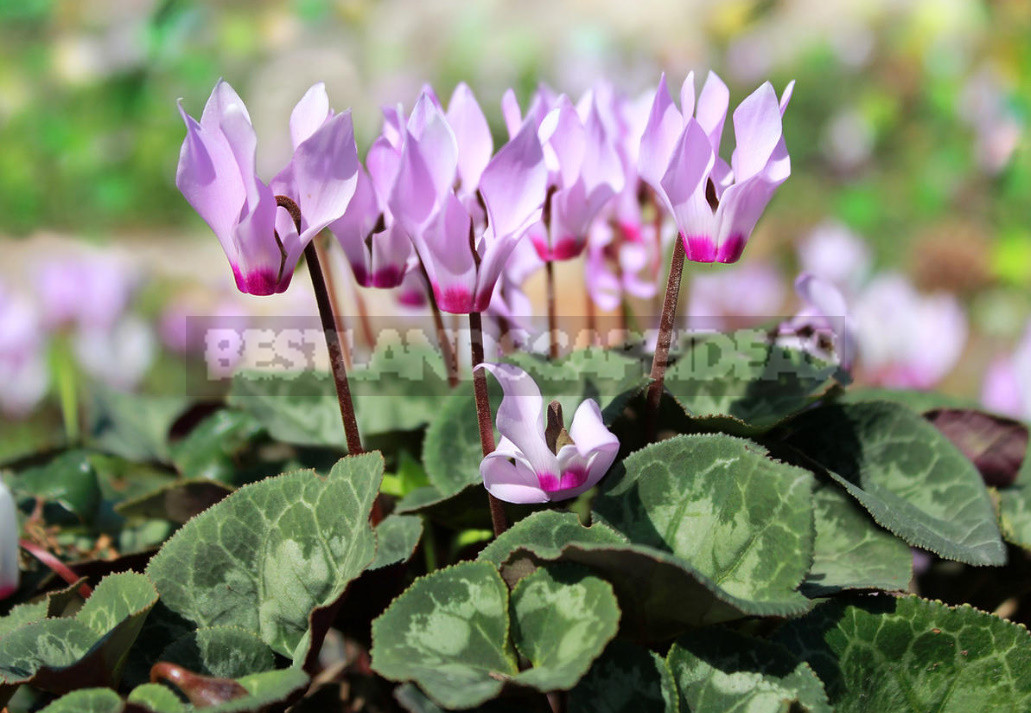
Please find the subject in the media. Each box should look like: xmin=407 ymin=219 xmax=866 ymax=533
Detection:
xmin=20 ymin=539 xmax=92 ymax=598
xmin=278 ymin=196 xmax=364 ymax=457
xmin=647 ymin=236 xmax=686 ymax=416
xmin=469 ymin=311 xmax=509 ymax=536
xmin=546 ymin=259 xmax=559 ymax=360
xmin=314 ymin=234 xmax=352 ymax=371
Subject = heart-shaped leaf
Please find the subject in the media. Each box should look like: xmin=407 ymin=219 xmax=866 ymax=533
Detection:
xmin=477 ymin=511 xmax=627 ymax=566
xmin=594 ymin=434 xmax=815 ymax=611
xmin=775 ymin=595 xmax=1031 ymax=712
xmin=0 ymin=572 xmax=158 ymax=704
xmin=371 ymin=560 xmax=621 ymax=709
xmin=803 ymin=485 xmax=912 ymax=596
xmin=667 ymin=628 xmax=831 ymax=713
xmin=785 ymin=402 xmax=1006 ymax=566
xmin=158 ymin=626 xmax=277 ymax=679
xmin=146 ymin=453 xmax=383 ymax=662
xmin=370 ymin=514 xmax=424 ymax=570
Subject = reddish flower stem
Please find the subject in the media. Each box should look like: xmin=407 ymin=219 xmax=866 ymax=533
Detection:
xmin=546 ymin=259 xmax=559 ymax=360
xmin=314 ymin=234 xmax=352 ymax=371
xmin=20 ymin=539 xmax=92 ymax=599
xmin=647 ymin=237 xmax=686 ymax=416
xmin=469 ymin=311 xmax=509 ymax=536
xmin=277 ymin=196 xmax=364 ymax=458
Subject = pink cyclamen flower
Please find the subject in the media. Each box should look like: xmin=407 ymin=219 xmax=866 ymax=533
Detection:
xmin=688 ymin=261 xmax=786 ymax=331
xmin=389 ymin=90 xmax=547 ymax=313
xmin=0 ymin=479 xmax=18 ymax=600
xmin=35 ymin=252 xmax=135 ymax=331
xmin=0 ymin=284 xmax=49 ymax=418
xmin=640 ymin=72 xmax=793 ymax=263
xmin=852 ymin=273 xmax=966 ymax=389
xmin=797 ymin=222 xmax=871 ymax=293
xmin=529 ymin=93 xmax=625 ymax=260
xmin=585 ymin=219 xmax=660 ymax=312
xmin=981 ymin=323 xmax=1031 ymax=419
xmin=176 ymin=80 xmax=360 ymax=295
xmin=779 ymin=272 xmax=857 ymax=372
xmin=477 ymin=363 xmax=619 ymax=503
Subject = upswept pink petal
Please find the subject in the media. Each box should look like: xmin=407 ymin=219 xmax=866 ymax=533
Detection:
xmin=638 ymin=74 xmax=684 ymax=193
xmin=389 ymin=128 xmax=447 ymax=231
xmin=479 ymin=118 xmax=548 ymax=240
xmin=367 ymin=135 xmax=402 ymax=200
xmin=779 ymin=80 xmax=796 ymax=115
xmin=481 ymin=451 xmax=550 ymax=504
xmin=550 ymin=399 xmax=620 ymax=499
xmin=539 ymin=96 xmax=586 ymax=188
xmin=501 ymin=88 xmax=524 ymax=138
xmin=200 ymin=79 xmax=253 ymax=131
xmin=407 ymin=93 xmax=460 ymax=202
xmin=581 ymin=97 xmax=626 ymax=198
xmin=730 ymin=82 xmax=784 ymax=182
xmin=660 ymin=119 xmax=716 ymax=245
xmin=477 ymin=363 xmax=559 ymax=478
xmin=290 ymin=82 xmax=332 ymax=149
xmin=695 ymin=71 xmax=730 ymax=152
xmin=679 ymin=71 xmax=697 ymax=122
xmin=175 ymin=105 xmax=245 ymax=252
xmin=709 ymin=173 xmax=775 ymax=264
xmin=446 ymin=82 xmax=493 ymax=192
xmin=329 ymin=168 xmax=379 ymax=254
xmin=290 ymin=110 xmax=360 ymax=244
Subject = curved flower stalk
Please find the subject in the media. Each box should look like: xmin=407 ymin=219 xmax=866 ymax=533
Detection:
xmin=982 ymin=323 xmax=1031 ymax=419
xmin=478 ymin=363 xmax=619 ymax=503
xmin=0 ymin=284 xmax=49 ymax=418
xmin=176 ymin=80 xmax=360 ymax=295
xmin=389 ymin=89 xmax=548 ymax=314
xmin=779 ymin=272 xmax=857 ymax=372
xmin=640 ymin=71 xmax=794 ymax=263
xmin=852 ymin=273 xmax=967 ymax=389
xmin=0 ymin=479 xmax=19 ymax=600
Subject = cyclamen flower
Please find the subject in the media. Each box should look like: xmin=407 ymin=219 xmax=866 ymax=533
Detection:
xmin=389 ymin=90 xmax=547 ymax=313
xmin=852 ymin=274 xmax=966 ymax=389
xmin=528 ymin=94 xmax=625 ymax=260
xmin=779 ymin=273 xmax=857 ymax=372
xmin=0 ymin=479 xmax=18 ymax=600
xmin=35 ymin=252 xmax=135 ymax=331
xmin=585 ymin=219 xmax=660 ymax=312
xmin=797 ymin=222 xmax=871 ymax=293
xmin=478 ymin=363 xmax=619 ymax=503
xmin=176 ymin=80 xmax=360 ymax=295
xmin=639 ymin=72 xmax=793 ymax=263
xmin=981 ymin=323 xmax=1031 ymax=419
xmin=0 ymin=285 xmax=49 ymax=417
xmin=688 ymin=261 xmax=786 ymax=331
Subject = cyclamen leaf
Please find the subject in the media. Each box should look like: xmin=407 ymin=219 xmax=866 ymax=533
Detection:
xmin=594 ymin=434 xmax=815 ymax=611
xmin=371 ymin=561 xmax=621 ymax=709
xmin=158 ymin=626 xmax=277 ymax=679
xmin=668 ymin=629 xmax=831 ymax=713
xmin=477 ymin=510 xmax=627 ymax=566
xmin=664 ymin=340 xmax=837 ymax=433
xmin=126 ymin=683 xmax=186 ymax=712
xmin=997 ymin=445 xmax=1031 ymax=552
xmin=569 ymin=640 xmax=678 ymax=713
xmin=370 ymin=514 xmax=424 ymax=570
xmin=36 ymin=688 xmax=125 ymax=713
xmin=926 ymin=408 xmax=1028 ymax=488
xmin=775 ymin=595 xmax=1031 ymax=712
xmin=115 ymin=478 xmax=235 ymax=524
xmin=146 ymin=453 xmax=383 ymax=662
xmin=0 ymin=573 xmax=158 ymax=704
xmin=803 ymin=485 xmax=912 ymax=597
xmin=786 ymin=402 xmax=1006 ymax=566
xmin=371 ymin=561 xmax=518 ymax=709
xmin=509 ymin=565 xmax=620 ymax=692
xmin=169 ymin=409 xmax=266 ymax=484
